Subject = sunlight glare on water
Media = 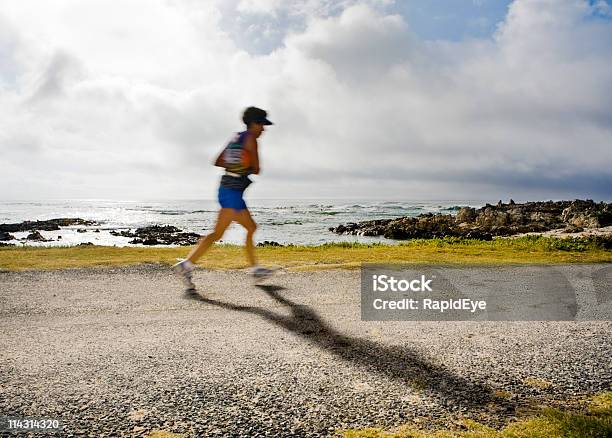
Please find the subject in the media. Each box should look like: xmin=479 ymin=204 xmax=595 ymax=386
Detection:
xmin=0 ymin=199 xmax=485 ymax=247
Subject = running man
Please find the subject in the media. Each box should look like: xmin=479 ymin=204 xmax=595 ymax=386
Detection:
xmin=173 ymin=106 xmax=276 ymax=290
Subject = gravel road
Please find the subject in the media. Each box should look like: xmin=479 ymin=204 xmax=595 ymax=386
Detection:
xmin=0 ymin=264 xmax=611 ymax=437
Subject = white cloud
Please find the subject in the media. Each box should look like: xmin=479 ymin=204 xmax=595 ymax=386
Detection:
xmin=236 ymin=0 xmax=393 ymax=19
xmin=0 ymin=0 xmax=611 ymax=201
xmin=237 ymin=0 xmax=284 ymax=17
xmin=287 ymin=4 xmax=415 ymax=81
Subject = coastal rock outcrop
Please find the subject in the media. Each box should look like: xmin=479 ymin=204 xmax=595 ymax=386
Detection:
xmin=329 ymin=199 xmax=612 ymax=240
xmin=121 ymin=225 xmax=201 ymax=246
xmin=26 ymin=231 xmax=52 ymax=242
xmin=0 ymin=218 xmax=97 ymax=232
xmin=0 ymin=231 xmax=15 ymax=241
xmin=257 ymin=240 xmax=284 ymax=247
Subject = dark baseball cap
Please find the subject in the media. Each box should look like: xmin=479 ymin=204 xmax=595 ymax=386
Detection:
xmin=243 ymin=106 xmax=273 ymax=125
xmin=255 ymin=116 xmax=273 ymax=125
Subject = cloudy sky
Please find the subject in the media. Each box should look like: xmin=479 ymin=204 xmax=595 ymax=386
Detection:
xmin=1 ymin=0 xmax=611 ymax=201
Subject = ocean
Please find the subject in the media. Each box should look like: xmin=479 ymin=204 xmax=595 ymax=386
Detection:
xmin=0 ymin=199 xmax=486 ymax=247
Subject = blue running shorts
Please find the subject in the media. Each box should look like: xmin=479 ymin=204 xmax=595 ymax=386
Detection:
xmin=218 ymin=186 xmax=247 ymax=211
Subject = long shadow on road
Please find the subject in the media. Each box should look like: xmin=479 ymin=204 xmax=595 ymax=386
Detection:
xmin=186 ymin=284 xmax=507 ymax=412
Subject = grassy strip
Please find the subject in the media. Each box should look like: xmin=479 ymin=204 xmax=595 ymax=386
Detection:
xmin=342 ymin=392 xmax=612 ymax=438
xmin=0 ymin=236 xmax=611 ymax=272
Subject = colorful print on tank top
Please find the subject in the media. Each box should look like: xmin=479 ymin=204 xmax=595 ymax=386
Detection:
xmin=222 ymin=131 xmax=252 ymax=175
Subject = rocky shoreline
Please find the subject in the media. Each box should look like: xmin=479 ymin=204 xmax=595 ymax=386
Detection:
xmin=0 ymin=219 xmax=201 ymax=246
xmin=329 ymin=199 xmax=612 ymax=241
xmin=2 ymin=200 xmax=612 ymax=247
xmin=110 ymin=225 xmax=200 ymax=246
xmin=0 ymin=218 xmax=98 ymax=233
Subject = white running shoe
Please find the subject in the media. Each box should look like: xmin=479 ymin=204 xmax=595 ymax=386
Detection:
xmin=250 ymin=266 xmax=276 ymax=282
xmin=173 ymin=258 xmax=196 ymax=290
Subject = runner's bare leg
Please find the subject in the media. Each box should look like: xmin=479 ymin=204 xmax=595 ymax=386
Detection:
xmin=186 ymin=208 xmax=235 ymax=263
xmin=234 ymin=209 xmax=257 ymax=267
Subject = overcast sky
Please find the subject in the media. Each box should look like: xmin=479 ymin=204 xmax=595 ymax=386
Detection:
xmin=1 ymin=0 xmax=611 ymax=201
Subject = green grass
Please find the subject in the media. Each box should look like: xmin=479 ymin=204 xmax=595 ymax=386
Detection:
xmin=341 ymin=392 xmax=612 ymax=438
xmin=1 ymin=236 xmax=611 ymax=272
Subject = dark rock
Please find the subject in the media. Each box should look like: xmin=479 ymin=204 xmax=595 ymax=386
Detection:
xmin=135 ymin=225 xmax=182 ymax=235
xmin=507 ymin=207 xmax=526 ymax=225
xmin=329 ymin=222 xmax=363 ymax=234
xmin=77 ymin=229 xmax=87 ymax=233
xmin=110 ymin=230 xmax=136 ymax=237
xmin=329 ymin=199 xmax=612 ymax=241
xmin=78 ymin=242 xmax=94 ymax=246
xmin=490 ymin=226 xmax=513 ymax=236
xmin=476 ymin=208 xmax=508 ymax=228
xmin=561 ymin=199 xmax=612 ymax=228
xmin=0 ymin=231 xmax=15 ymax=241
xmin=257 ymin=241 xmax=284 ymax=247
xmin=26 ymin=231 xmax=52 ymax=242
xmin=456 ymin=207 xmax=476 ymax=224
xmin=0 ymin=242 xmax=15 ymax=247
xmin=563 ymin=225 xmax=584 ymax=233
xmin=130 ymin=237 xmax=160 ymax=246
xmin=465 ymin=230 xmax=492 ymax=241
xmin=0 ymin=218 xmax=98 ymax=232
xmin=125 ymin=225 xmax=200 ymax=246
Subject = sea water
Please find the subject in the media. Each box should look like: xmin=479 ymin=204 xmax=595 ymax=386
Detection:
xmin=0 ymin=199 xmax=486 ymax=247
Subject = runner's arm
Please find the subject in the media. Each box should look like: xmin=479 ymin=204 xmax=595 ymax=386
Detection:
xmin=213 ymin=149 xmax=225 ymax=167
xmin=244 ymin=134 xmax=260 ymax=174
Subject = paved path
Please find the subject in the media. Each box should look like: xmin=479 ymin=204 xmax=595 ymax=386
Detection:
xmin=0 ymin=265 xmax=611 ymax=437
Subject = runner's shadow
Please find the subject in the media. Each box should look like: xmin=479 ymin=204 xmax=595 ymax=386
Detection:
xmin=187 ymin=285 xmax=501 ymax=410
